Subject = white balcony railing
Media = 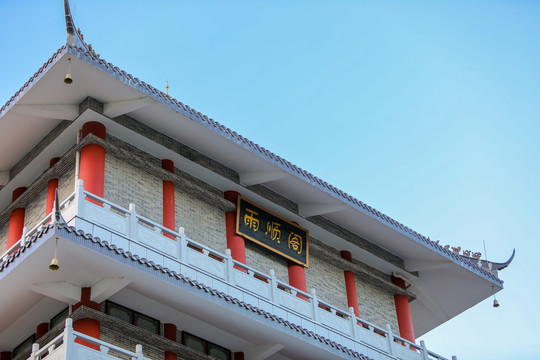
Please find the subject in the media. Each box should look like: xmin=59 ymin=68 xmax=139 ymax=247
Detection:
xmin=27 ymin=318 xmax=148 ymax=360
xmin=2 ymin=180 xmax=455 ymax=360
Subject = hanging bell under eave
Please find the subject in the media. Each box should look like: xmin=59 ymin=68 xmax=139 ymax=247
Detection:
xmin=64 ymin=58 xmax=73 ymax=84
xmin=49 ymin=238 xmax=60 ymax=271
xmin=49 ymin=257 xmax=59 ymax=271
xmin=493 ymin=299 xmax=500 ymax=308
xmin=64 ymin=73 xmax=73 ymax=84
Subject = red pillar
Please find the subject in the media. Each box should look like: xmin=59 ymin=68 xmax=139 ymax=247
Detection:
xmin=79 ymin=122 xmax=106 ymax=205
xmin=0 ymin=352 xmax=12 ymax=360
xmin=287 ymin=261 xmax=307 ymax=294
xmin=162 ymin=160 xmax=175 ymax=237
xmin=341 ymin=251 xmax=360 ymax=317
xmin=224 ymin=191 xmax=246 ymax=266
xmin=36 ymin=322 xmax=49 ymax=340
xmin=7 ymin=187 xmax=27 ymax=250
xmin=73 ymin=287 xmax=100 ymax=350
xmin=163 ymin=323 xmax=177 ymax=360
xmin=46 ymin=157 xmax=61 ymax=216
xmin=287 ymin=220 xmax=307 ymax=298
xmin=234 ymin=353 xmax=245 ymax=360
xmin=391 ymin=275 xmax=415 ymax=343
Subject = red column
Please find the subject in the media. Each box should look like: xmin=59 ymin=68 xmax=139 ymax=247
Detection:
xmin=46 ymin=157 xmax=61 ymax=216
xmin=79 ymin=122 xmax=106 ymax=205
xmin=224 ymin=191 xmax=246 ymax=266
xmin=7 ymin=187 xmax=27 ymax=250
xmin=73 ymin=287 xmax=100 ymax=350
xmin=234 ymin=353 xmax=245 ymax=360
xmin=341 ymin=251 xmax=360 ymax=317
xmin=0 ymin=352 xmax=12 ymax=360
xmin=163 ymin=323 xmax=177 ymax=360
xmin=287 ymin=261 xmax=307 ymax=293
xmin=391 ymin=275 xmax=415 ymax=343
xmin=162 ymin=160 xmax=175 ymax=237
xmin=288 ymin=220 xmax=307 ymax=298
xmin=36 ymin=322 xmax=49 ymax=340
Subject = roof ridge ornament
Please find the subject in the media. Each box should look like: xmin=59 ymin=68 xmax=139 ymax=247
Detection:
xmin=64 ymin=0 xmax=84 ymax=47
xmin=64 ymin=0 xmax=99 ymax=58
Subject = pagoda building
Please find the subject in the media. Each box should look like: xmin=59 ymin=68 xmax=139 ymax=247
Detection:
xmin=0 ymin=2 xmax=513 ymax=360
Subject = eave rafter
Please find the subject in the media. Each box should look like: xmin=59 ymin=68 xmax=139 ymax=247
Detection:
xmin=239 ymin=170 xmax=288 ymax=186
xmin=103 ymin=97 xmax=155 ymax=118
xmin=12 ymin=104 xmax=79 ymax=120
xmin=298 ymin=202 xmax=349 ymax=217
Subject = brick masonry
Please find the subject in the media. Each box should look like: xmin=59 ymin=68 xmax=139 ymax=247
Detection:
xmin=0 ymin=98 xmax=406 ymax=343
xmin=355 ymin=272 xmax=399 ymax=331
xmin=105 ymin=154 xmax=163 ymax=224
xmin=0 ymin=220 xmax=8 ymax=252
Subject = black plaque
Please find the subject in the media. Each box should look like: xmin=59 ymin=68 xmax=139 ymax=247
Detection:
xmin=236 ymin=196 xmax=309 ymax=267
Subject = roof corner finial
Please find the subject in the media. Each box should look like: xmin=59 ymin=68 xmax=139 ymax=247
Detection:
xmin=166 ymin=80 xmax=170 ymax=96
xmin=64 ymin=0 xmax=84 ymax=48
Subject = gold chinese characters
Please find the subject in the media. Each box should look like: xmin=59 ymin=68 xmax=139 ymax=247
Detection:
xmin=244 ymin=208 xmax=259 ymax=231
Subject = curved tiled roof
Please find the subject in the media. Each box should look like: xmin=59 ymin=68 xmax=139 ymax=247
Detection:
xmin=0 ymin=41 xmax=504 ymax=285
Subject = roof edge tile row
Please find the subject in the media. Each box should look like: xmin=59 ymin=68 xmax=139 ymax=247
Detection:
xmin=0 ymin=44 xmax=503 ymax=286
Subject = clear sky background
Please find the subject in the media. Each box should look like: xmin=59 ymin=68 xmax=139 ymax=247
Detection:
xmin=1 ymin=1 xmax=539 ymax=359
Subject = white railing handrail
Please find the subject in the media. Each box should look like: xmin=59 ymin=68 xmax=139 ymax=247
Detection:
xmin=0 ymin=191 xmax=77 ymax=265
xmin=9 ymin=180 xmax=453 ymax=360
xmin=28 ymin=318 xmax=148 ymax=360
xmin=76 ymin=183 xmax=452 ymax=360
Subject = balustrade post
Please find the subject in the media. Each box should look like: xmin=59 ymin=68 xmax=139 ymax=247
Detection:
xmin=225 ymin=249 xmax=234 ymax=283
xmin=129 ymin=204 xmax=136 ymax=238
xmin=348 ymin=307 xmax=357 ymax=339
xmin=63 ymin=318 xmax=74 ymax=359
xmin=178 ymin=227 xmax=187 ymax=263
xmin=20 ymin=227 xmax=28 ymax=246
xmin=420 ymin=340 xmax=430 ymax=360
xmin=310 ymin=289 xmax=319 ymax=322
xmin=30 ymin=344 xmax=39 ymax=360
xmin=75 ymin=179 xmax=84 ymax=218
xmin=269 ymin=269 xmax=277 ymax=302
xmin=386 ymin=324 xmax=395 ymax=356
xmin=136 ymin=344 xmax=144 ymax=360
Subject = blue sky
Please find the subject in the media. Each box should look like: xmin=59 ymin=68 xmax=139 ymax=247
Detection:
xmin=1 ymin=1 xmax=539 ymax=359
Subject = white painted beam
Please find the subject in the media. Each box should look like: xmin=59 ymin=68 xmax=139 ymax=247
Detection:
xmin=411 ymin=283 xmax=451 ymax=321
xmin=103 ymin=97 xmax=155 ymax=118
xmin=298 ymin=202 xmax=348 ymax=217
xmin=239 ymin=171 xmax=288 ymax=186
xmin=244 ymin=344 xmax=284 ymax=360
xmin=30 ymin=281 xmax=81 ymax=305
xmin=12 ymin=104 xmax=79 ymax=120
xmin=91 ymin=277 xmax=131 ymax=303
xmin=405 ymin=259 xmax=454 ymax=272
xmin=0 ymin=171 xmax=9 ymax=186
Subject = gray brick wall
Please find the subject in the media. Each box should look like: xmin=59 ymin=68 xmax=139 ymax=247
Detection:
xmin=58 ymin=165 xmax=76 ymax=203
xmin=23 ymin=186 xmax=47 ymax=231
xmin=305 ymin=248 xmax=349 ymax=311
xmin=245 ymin=240 xmax=289 ymax=281
xmin=104 ymin=154 xmax=162 ymax=224
xmin=0 ymin=220 xmax=9 ymax=252
xmin=175 ymin=188 xmax=227 ymax=252
xmin=356 ymin=272 xmax=399 ymax=332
